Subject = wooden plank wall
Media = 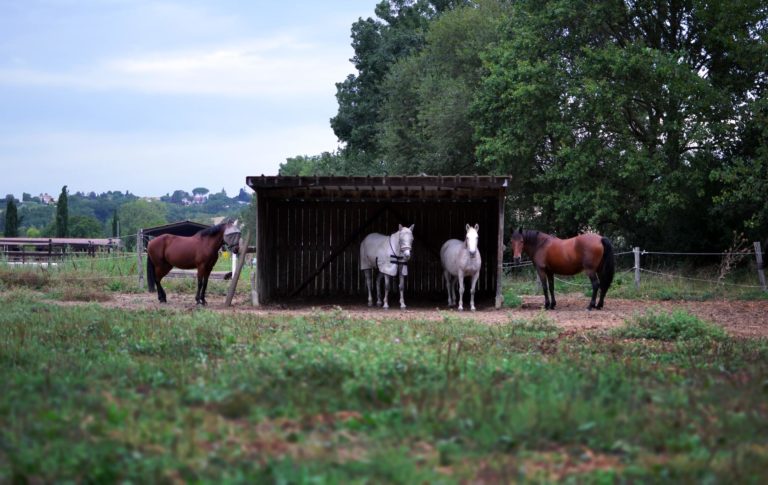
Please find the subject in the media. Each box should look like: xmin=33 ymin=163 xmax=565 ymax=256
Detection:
xmin=257 ymin=198 xmax=500 ymax=302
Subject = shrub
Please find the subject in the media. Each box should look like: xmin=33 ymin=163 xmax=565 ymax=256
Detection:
xmin=614 ymin=309 xmax=727 ymax=341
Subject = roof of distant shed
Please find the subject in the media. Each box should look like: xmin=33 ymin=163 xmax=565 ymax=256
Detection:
xmin=246 ymin=175 xmax=509 ymax=200
xmin=142 ymin=220 xmax=210 ymax=237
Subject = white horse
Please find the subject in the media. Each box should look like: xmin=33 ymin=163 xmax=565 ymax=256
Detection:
xmin=360 ymin=224 xmax=414 ymax=309
xmin=440 ymin=224 xmax=481 ymax=311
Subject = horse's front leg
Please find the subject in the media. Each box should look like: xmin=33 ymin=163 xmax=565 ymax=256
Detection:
xmin=457 ymin=270 xmax=466 ymax=311
xmin=195 ymin=276 xmax=204 ymax=305
xmin=382 ymin=274 xmax=391 ymax=309
xmin=398 ymin=273 xmax=406 ymax=309
xmin=469 ymin=271 xmax=479 ymax=311
xmin=200 ymin=275 xmax=210 ymax=306
xmin=364 ymin=269 xmax=374 ymax=307
xmin=536 ymin=268 xmax=551 ymax=309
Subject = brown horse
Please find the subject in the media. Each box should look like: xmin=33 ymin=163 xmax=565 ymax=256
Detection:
xmin=509 ymin=229 xmax=614 ymax=310
xmin=146 ymin=219 xmax=241 ymax=305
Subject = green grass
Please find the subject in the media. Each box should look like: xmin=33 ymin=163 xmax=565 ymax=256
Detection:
xmin=1 ymin=291 xmax=767 ymax=483
xmin=614 ymin=308 xmax=728 ymax=341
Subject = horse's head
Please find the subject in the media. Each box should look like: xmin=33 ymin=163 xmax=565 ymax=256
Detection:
xmin=397 ymin=224 xmax=415 ymax=261
xmin=223 ymin=219 xmax=242 ymax=254
xmin=509 ymin=227 xmax=524 ymax=263
xmin=465 ymin=223 xmax=479 ymax=257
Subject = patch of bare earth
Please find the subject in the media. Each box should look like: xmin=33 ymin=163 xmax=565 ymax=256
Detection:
xmin=79 ymin=291 xmax=768 ymax=338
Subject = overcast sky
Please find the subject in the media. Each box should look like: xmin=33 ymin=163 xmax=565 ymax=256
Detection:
xmin=0 ymin=0 xmax=376 ymax=198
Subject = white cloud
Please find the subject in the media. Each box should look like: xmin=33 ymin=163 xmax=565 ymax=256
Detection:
xmin=0 ymin=34 xmax=354 ymax=97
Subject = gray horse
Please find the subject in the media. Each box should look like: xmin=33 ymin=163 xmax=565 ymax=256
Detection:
xmin=360 ymin=224 xmax=414 ymax=309
xmin=440 ymin=224 xmax=481 ymax=311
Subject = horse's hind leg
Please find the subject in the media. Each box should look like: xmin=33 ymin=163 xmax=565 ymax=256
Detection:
xmin=587 ymin=272 xmax=599 ymax=310
xmin=443 ymin=270 xmax=453 ymax=306
xmin=364 ymin=269 xmax=374 ymax=307
xmin=376 ymin=272 xmax=384 ymax=307
xmin=155 ymin=264 xmax=172 ymax=303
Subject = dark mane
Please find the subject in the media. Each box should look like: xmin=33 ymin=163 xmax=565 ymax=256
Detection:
xmin=523 ymin=229 xmax=541 ymax=248
xmin=198 ymin=222 xmax=226 ymax=237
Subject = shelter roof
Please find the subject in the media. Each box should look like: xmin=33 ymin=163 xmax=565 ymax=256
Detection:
xmin=246 ymin=175 xmax=509 ymax=201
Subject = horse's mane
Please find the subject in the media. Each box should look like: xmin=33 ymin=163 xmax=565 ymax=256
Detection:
xmin=198 ymin=221 xmax=228 ymax=237
xmin=522 ymin=229 xmax=541 ymax=247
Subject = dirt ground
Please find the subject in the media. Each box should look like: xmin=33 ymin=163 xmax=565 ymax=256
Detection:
xmin=91 ymin=291 xmax=768 ymax=338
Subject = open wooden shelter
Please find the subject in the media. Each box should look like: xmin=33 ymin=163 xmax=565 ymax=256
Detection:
xmin=246 ymin=175 xmax=509 ymax=308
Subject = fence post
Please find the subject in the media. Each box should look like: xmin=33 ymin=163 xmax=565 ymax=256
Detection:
xmin=755 ymin=241 xmax=767 ymax=292
xmin=137 ymin=230 xmax=144 ymax=290
xmin=634 ymin=247 xmax=641 ymax=290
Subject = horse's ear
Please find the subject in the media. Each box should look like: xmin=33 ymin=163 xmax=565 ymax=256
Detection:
xmin=398 ymin=224 xmax=403 ymax=231
xmin=474 ymin=223 xmax=479 ymax=232
xmin=409 ymin=224 xmax=415 ymax=232
xmin=465 ymin=223 xmax=470 ymax=232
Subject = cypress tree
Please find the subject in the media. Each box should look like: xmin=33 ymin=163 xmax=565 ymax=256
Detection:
xmin=55 ymin=185 xmax=69 ymax=237
xmin=111 ymin=209 xmax=119 ymax=237
xmin=4 ymin=197 xmax=18 ymax=237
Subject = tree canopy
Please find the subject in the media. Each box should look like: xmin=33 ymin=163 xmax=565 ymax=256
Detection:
xmin=288 ymin=0 xmax=768 ymax=250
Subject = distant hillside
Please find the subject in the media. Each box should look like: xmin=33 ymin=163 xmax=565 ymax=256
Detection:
xmin=1 ymin=187 xmax=252 ymax=239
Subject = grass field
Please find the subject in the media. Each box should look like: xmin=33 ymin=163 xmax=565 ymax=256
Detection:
xmin=2 ymin=269 xmax=768 ymax=483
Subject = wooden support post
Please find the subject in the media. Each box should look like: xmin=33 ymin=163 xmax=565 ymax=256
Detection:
xmin=634 ymin=247 xmax=641 ymax=290
xmin=137 ymin=230 xmax=145 ymax=290
xmin=225 ymin=233 xmax=250 ymax=306
xmin=495 ymin=190 xmax=506 ymax=309
xmin=755 ymin=241 xmax=767 ymax=292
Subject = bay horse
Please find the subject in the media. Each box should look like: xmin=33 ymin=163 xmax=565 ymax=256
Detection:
xmin=360 ymin=224 xmax=414 ymax=309
xmin=146 ymin=219 xmax=241 ymax=305
xmin=440 ymin=224 xmax=481 ymax=311
xmin=509 ymin=228 xmax=614 ymax=310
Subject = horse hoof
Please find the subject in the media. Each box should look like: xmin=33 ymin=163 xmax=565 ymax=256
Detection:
xmin=367 ymin=302 xmax=373 ymax=307
xmin=400 ymin=305 xmax=406 ymax=310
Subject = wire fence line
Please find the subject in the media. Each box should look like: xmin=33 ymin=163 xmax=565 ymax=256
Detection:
xmin=3 ymin=240 xmax=766 ymax=292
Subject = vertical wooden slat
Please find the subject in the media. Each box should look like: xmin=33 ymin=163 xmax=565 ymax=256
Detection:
xmin=495 ymin=191 xmax=506 ymax=309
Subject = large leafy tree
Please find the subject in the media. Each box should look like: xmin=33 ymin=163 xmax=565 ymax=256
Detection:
xmin=377 ymin=0 xmax=511 ymax=174
xmin=330 ymin=0 xmax=463 ymax=172
xmin=69 ymin=215 xmax=104 ymax=238
xmin=475 ymin=0 xmax=768 ymax=248
xmin=118 ymin=200 xmax=167 ymax=250
xmin=55 ymin=185 xmax=69 ymax=237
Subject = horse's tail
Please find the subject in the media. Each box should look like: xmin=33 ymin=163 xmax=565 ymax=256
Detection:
xmin=598 ymin=237 xmax=615 ymax=292
xmin=146 ymin=250 xmax=156 ymax=292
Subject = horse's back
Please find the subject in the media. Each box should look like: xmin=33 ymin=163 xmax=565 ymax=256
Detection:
xmin=544 ymin=233 xmax=604 ymax=274
xmin=360 ymin=233 xmax=388 ymax=270
xmin=148 ymin=234 xmax=200 ymax=270
xmin=441 ymin=239 xmax=481 ymax=276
